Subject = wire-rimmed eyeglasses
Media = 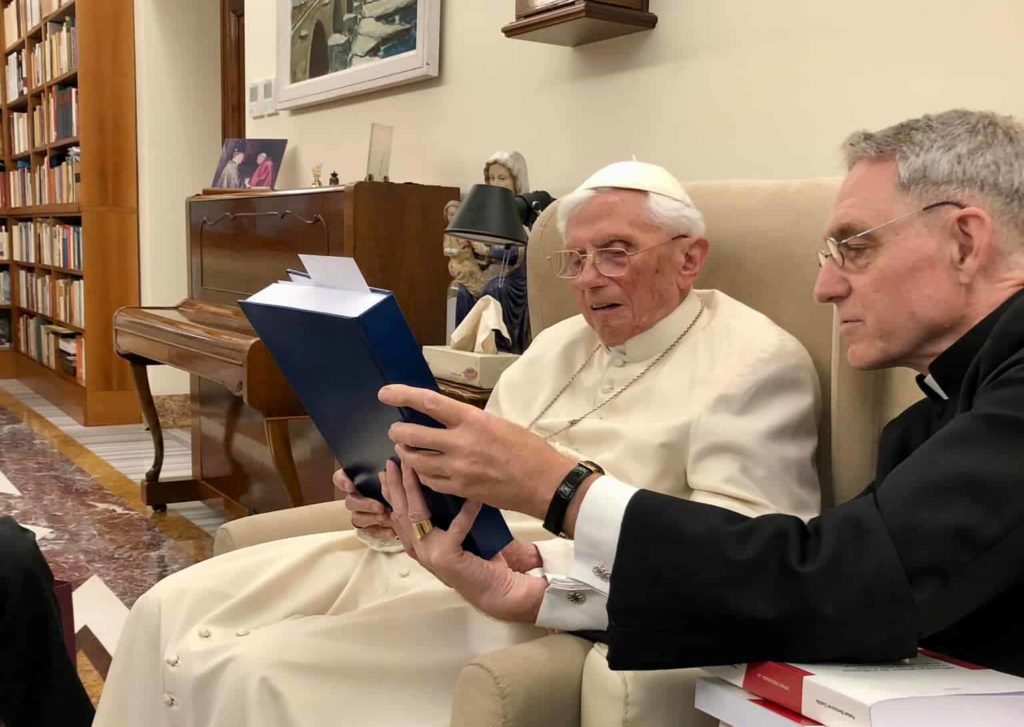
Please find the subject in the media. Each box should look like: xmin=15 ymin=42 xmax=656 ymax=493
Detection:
xmin=817 ymin=200 xmax=965 ymax=270
xmin=548 ymin=235 xmax=689 ymax=279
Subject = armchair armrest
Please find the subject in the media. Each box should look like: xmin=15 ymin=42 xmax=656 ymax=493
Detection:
xmin=451 ymin=633 xmax=592 ymax=727
xmin=213 ymin=500 xmax=353 ymax=556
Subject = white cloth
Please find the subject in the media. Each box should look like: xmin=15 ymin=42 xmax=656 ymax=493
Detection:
xmin=94 ymin=289 xmax=820 ymax=727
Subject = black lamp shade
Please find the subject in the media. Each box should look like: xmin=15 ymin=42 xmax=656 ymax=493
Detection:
xmin=447 ymin=184 xmax=529 ymax=246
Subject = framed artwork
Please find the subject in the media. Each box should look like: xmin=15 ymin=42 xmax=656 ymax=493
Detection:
xmin=211 ymin=138 xmax=289 ymax=190
xmin=277 ymin=0 xmax=441 ymax=110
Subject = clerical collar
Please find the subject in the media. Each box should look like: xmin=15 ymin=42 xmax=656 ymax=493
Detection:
xmin=606 ymin=290 xmax=705 ymax=363
xmin=916 ymin=288 xmax=1024 ymax=402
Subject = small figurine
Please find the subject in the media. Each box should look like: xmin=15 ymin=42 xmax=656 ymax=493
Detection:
xmin=328 ymin=171 xmax=340 ymax=186
xmin=443 ymin=199 xmax=486 ymax=299
xmin=311 ymin=163 xmax=323 ymax=188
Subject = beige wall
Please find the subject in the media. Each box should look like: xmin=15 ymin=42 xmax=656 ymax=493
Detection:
xmin=247 ymin=0 xmax=1024 ymax=195
xmin=135 ymin=0 xmax=222 ymax=394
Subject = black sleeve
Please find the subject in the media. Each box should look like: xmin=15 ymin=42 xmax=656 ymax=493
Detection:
xmin=604 ymin=356 xmax=1024 ymax=671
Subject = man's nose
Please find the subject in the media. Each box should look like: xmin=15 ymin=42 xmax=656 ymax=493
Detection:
xmin=572 ymin=254 xmax=605 ymax=288
xmin=813 ymin=258 xmax=850 ymax=303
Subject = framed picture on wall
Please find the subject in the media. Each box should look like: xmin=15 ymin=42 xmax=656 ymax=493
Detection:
xmin=277 ymin=0 xmax=441 ymax=110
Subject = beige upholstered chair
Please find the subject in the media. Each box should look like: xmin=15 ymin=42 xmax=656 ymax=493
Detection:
xmin=214 ymin=179 xmax=887 ymax=727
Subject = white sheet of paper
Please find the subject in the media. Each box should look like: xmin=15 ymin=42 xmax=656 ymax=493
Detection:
xmin=298 ymin=255 xmax=370 ymax=292
xmin=247 ymin=281 xmax=384 ymax=317
xmin=286 ymin=271 xmax=313 ymax=284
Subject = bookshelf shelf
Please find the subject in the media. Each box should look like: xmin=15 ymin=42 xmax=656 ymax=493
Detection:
xmin=46 ymin=0 xmax=73 ymax=23
xmin=1 ymin=0 xmax=139 ymax=425
xmin=46 ymin=67 xmax=74 ymax=86
xmin=7 ymin=203 xmax=80 ymax=215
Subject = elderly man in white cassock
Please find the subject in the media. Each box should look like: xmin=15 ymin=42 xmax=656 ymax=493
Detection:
xmin=94 ymin=162 xmax=821 ymax=727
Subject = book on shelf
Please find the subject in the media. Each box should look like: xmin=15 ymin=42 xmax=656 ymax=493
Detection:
xmin=238 ymin=255 xmax=513 ymax=559
xmin=0 ymin=312 xmax=10 ymax=349
xmin=0 ymin=269 xmax=10 ymax=306
xmin=705 ymin=650 xmax=1024 ymax=726
xmin=3 ymin=3 xmax=18 ymax=48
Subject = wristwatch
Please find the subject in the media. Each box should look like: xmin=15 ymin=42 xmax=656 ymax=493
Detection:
xmin=543 ymin=460 xmax=605 ymax=537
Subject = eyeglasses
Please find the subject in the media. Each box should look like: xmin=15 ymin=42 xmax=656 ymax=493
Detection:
xmin=548 ymin=235 xmax=689 ymax=279
xmin=817 ymin=200 xmax=965 ymax=270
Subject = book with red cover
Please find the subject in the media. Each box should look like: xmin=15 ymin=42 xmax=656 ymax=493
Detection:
xmin=696 ymin=677 xmax=823 ymax=727
xmin=705 ymin=650 xmax=1024 ymax=726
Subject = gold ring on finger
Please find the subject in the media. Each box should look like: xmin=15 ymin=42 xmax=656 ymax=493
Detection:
xmin=412 ymin=519 xmax=434 ymax=540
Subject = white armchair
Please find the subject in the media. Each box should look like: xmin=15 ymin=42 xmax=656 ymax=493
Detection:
xmin=214 ymin=178 xmax=887 ymax=726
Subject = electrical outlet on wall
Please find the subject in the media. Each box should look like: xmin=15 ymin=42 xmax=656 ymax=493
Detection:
xmin=262 ymin=78 xmax=277 ymax=116
xmin=248 ymin=81 xmax=263 ymax=119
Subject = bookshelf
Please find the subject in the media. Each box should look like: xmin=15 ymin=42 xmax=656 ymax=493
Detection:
xmin=0 ymin=0 xmax=140 ymax=424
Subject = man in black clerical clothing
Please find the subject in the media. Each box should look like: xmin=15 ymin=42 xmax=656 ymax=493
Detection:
xmin=379 ymin=108 xmax=1024 ymax=676
xmin=0 ymin=516 xmax=94 ymax=726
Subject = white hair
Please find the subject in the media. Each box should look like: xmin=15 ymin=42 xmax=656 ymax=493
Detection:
xmin=843 ymin=109 xmax=1024 ymax=258
xmin=556 ymin=187 xmax=706 ymax=240
xmin=483 ymin=150 xmax=530 ymax=195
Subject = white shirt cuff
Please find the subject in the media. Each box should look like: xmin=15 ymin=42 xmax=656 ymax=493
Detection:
xmin=534 ymin=475 xmax=638 ymax=631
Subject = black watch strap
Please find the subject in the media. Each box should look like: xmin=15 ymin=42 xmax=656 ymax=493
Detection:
xmin=543 ymin=460 xmax=605 ymax=537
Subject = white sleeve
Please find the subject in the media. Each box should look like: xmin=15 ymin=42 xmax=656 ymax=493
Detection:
xmin=534 ymin=475 xmax=637 ymax=630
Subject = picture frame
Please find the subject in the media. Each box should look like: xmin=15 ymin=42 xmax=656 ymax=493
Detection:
xmin=277 ymin=0 xmax=441 ymax=110
xmin=210 ymin=138 xmax=289 ymax=190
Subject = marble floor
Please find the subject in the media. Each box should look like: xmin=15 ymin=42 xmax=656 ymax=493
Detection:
xmin=0 ymin=380 xmax=223 ymax=707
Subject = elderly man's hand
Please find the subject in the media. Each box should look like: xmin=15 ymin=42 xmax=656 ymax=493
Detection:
xmin=382 ymin=458 xmax=547 ymax=623
xmin=380 ymin=384 xmax=576 ymax=520
xmin=333 ymin=468 xmax=396 ymax=541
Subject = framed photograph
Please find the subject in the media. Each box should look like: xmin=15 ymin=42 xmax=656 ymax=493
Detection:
xmin=277 ymin=0 xmax=441 ymax=110
xmin=211 ymin=138 xmax=289 ymax=190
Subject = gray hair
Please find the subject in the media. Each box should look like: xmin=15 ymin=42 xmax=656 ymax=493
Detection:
xmin=483 ymin=150 xmax=530 ymax=195
xmin=556 ymin=187 xmax=706 ymax=240
xmin=843 ymin=109 xmax=1024 ymax=250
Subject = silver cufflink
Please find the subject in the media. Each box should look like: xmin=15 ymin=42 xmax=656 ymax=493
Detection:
xmin=567 ymin=591 xmax=586 ymax=604
xmin=592 ymin=563 xmax=611 ymax=581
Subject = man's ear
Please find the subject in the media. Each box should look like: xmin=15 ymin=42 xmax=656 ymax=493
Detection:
xmin=678 ymin=236 xmax=709 ymax=283
xmin=950 ymin=206 xmax=994 ymax=283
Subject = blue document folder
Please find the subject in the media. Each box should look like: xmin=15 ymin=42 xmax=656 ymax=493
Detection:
xmin=240 ymin=278 xmax=512 ymax=560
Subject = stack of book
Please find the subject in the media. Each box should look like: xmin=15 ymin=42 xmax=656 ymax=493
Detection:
xmin=49 ymin=84 xmax=78 ymax=141
xmin=38 ymin=219 xmax=82 ymax=269
xmin=44 ymin=16 xmax=76 ymax=80
xmin=5 ymin=49 xmax=27 ymax=100
xmin=696 ymin=651 xmax=1024 ymax=726
xmin=42 ymin=149 xmax=78 ymax=204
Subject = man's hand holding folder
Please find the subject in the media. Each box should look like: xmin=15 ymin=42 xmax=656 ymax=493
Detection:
xmin=240 ymin=256 xmax=513 ymax=559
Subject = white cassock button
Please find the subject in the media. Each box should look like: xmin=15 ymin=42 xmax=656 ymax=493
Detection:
xmin=163 ymin=694 xmax=176 ymax=707
xmin=592 ymin=563 xmax=611 ymax=581
xmin=236 ymin=628 xmax=250 ymax=637
xmin=613 ymin=358 xmax=626 ymax=368
xmin=567 ymin=591 xmax=586 ymax=605
xmin=165 ymin=655 xmax=180 ymax=667
xmin=198 ymin=627 xmax=211 ymax=638
xmin=398 ymin=569 xmax=411 ymax=578
xmin=600 ymin=383 xmax=615 ymax=395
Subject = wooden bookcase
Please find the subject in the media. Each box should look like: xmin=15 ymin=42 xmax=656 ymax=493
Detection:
xmin=0 ymin=0 xmax=140 ymax=425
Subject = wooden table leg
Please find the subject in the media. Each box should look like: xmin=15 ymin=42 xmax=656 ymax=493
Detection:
xmin=128 ymin=360 xmax=167 ymax=512
xmin=264 ymin=417 xmax=306 ymax=508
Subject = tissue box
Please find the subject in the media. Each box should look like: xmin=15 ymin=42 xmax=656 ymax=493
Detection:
xmin=423 ymin=345 xmax=519 ymax=389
